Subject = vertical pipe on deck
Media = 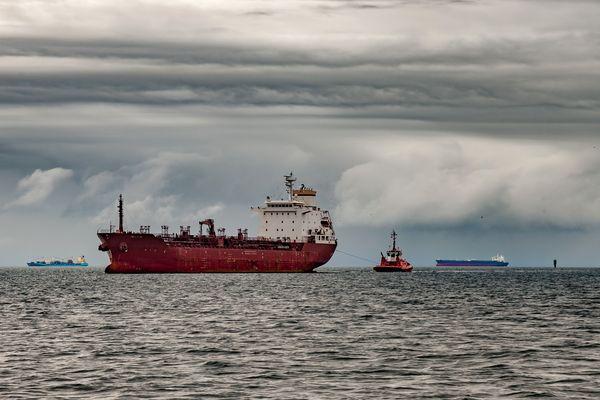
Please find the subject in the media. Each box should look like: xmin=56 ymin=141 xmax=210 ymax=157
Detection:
xmin=118 ymin=194 xmax=124 ymax=233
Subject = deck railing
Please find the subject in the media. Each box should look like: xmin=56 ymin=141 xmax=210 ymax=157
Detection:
xmin=97 ymin=229 xmax=323 ymax=244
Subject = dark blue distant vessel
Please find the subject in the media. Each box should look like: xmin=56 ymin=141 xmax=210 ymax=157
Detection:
xmin=27 ymin=256 xmax=88 ymax=267
xmin=436 ymin=254 xmax=509 ymax=267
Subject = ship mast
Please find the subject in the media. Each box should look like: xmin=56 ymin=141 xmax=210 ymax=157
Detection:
xmin=284 ymin=172 xmax=296 ymax=201
xmin=118 ymin=194 xmax=124 ymax=233
xmin=391 ymin=230 xmax=397 ymax=251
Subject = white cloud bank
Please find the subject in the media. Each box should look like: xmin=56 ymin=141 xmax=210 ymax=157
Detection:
xmin=334 ymin=138 xmax=600 ymax=229
xmin=86 ymin=152 xmax=225 ymax=229
xmin=7 ymin=167 xmax=73 ymax=207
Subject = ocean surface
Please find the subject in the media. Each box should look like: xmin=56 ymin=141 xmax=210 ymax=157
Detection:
xmin=1 ymin=267 xmax=599 ymax=399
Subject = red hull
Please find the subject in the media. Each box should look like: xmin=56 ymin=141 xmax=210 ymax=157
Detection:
xmin=373 ymin=257 xmax=413 ymax=272
xmin=98 ymin=233 xmax=336 ymax=273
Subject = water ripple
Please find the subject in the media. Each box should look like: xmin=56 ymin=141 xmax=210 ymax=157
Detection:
xmin=1 ymin=267 xmax=599 ymax=399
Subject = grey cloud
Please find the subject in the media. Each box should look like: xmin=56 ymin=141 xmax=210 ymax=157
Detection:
xmin=5 ymin=167 xmax=74 ymax=208
xmin=1 ymin=31 xmax=599 ymax=125
xmin=2 ymin=81 xmax=599 ymax=124
xmin=242 ymin=11 xmax=275 ymax=17
xmin=334 ymin=137 xmax=600 ymax=230
xmin=1 ymin=34 xmax=595 ymax=67
xmin=313 ymin=0 xmax=477 ymax=11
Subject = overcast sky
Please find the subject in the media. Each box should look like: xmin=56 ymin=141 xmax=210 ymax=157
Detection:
xmin=1 ymin=0 xmax=600 ymax=267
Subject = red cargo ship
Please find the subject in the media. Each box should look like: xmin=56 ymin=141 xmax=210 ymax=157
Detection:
xmin=373 ymin=231 xmax=413 ymax=272
xmin=98 ymin=174 xmax=337 ymax=273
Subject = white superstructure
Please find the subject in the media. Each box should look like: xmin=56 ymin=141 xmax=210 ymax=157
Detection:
xmin=492 ymin=254 xmax=505 ymax=262
xmin=252 ymin=173 xmax=336 ymax=244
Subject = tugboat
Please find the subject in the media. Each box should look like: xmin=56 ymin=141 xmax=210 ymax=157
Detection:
xmin=374 ymin=231 xmax=413 ymax=272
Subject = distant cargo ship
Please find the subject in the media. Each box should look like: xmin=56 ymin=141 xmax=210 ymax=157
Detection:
xmin=436 ymin=254 xmax=509 ymax=267
xmin=27 ymin=256 xmax=88 ymax=267
xmin=98 ymin=173 xmax=337 ymax=273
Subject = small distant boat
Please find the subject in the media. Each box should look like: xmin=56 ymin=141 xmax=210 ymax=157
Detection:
xmin=435 ymin=254 xmax=509 ymax=267
xmin=27 ymin=256 xmax=89 ymax=267
xmin=374 ymin=231 xmax=413 ymax=272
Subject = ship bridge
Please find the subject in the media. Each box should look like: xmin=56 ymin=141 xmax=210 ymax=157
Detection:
xmin=252 ymin=173 xmax=336 ymax=244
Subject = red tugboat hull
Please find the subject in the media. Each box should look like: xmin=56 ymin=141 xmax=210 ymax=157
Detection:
xmin=373 ymin=258 xmax=413 ymax=272
xmin=98 ymin=232 xmax=336 ymax=273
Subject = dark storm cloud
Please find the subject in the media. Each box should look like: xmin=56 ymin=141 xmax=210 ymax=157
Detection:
xmin=1 ymin=30 xmax=599 ymax=124
xmin=1 ymin=0 xmax=598 ymax=117
xmin=0 ymin=35 xmax=564 ymax=67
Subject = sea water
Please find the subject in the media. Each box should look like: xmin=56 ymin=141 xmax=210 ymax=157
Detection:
xmin=1 ymin=267 xmax=599 ymax=399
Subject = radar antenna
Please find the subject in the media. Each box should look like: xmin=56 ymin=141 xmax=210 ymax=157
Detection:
xmin=284 ymin=172 xmax=296 ymax=201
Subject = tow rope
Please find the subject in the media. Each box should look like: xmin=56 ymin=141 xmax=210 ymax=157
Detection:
xmin=335 ymin=249 xmax=378 ymax=264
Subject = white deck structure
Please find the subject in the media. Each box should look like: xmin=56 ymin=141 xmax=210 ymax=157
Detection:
xmin=252 ymin=173 xmax=336 ymax=244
